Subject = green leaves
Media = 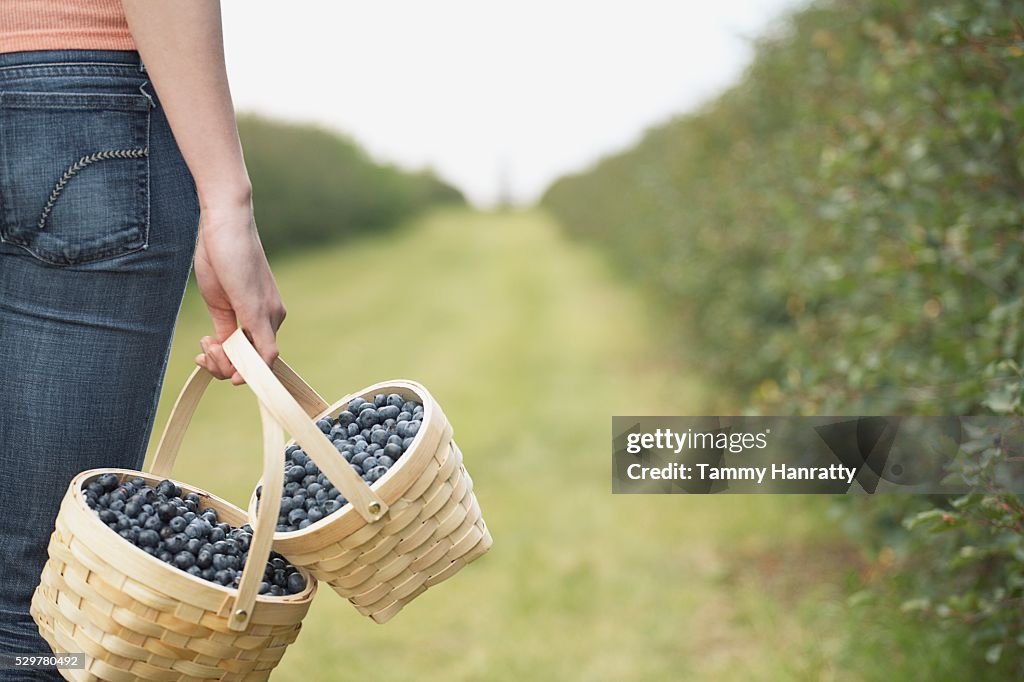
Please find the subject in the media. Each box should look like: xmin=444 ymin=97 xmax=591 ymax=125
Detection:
xmin=543 ymin=0 xmax=1024 ymax=673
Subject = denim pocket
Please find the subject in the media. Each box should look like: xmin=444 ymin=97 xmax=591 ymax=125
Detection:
xmin=0 ymin=90 xmax=151 ymax=265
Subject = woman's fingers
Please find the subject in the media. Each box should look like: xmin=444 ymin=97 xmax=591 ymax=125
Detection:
xmin=198 ymin=336 xmax=235 ymax=380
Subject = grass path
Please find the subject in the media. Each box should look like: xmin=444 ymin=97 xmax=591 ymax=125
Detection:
xmin=148 ymin=208 xmax=853 ymax=680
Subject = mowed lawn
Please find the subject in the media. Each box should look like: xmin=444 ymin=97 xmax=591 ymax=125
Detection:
xmin=144 ymin=208 xmax=923 ymax=680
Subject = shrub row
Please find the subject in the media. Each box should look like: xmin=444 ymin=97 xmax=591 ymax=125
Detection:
xmin=542 ymin=0 xmax=1024 ymax=673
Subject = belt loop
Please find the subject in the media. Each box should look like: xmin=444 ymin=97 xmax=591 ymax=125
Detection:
xmin=138 ymin=59 xmax=147 ymax=74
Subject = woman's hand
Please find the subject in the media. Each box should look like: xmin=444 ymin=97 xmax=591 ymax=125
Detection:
xmin=193 ymin=198 xmax=286 ymax=385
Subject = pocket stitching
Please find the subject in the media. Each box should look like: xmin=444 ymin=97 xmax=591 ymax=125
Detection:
xmin=37 ymin=146 xmax=150 ymax=231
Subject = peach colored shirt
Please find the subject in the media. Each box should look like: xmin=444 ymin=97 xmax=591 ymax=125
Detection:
xmin=0 ymin=0 xmax=135 ymax=53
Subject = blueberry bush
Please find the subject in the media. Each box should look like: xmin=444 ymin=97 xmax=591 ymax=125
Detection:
xmin=542 ymin=0 xmax=1024 ymax=672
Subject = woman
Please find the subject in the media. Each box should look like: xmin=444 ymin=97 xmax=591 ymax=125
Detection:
xmin=0 ymin=3 xmax=284 ymax=677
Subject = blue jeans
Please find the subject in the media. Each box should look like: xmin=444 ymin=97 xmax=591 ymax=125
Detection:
xmin=0 ymin=50 xmax=198 ymax=679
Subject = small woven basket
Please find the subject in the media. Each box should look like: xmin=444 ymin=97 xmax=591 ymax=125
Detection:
xmin=221 ymin=330 xmax=493 ymax=624
xmin=31 ymin=368 xmax=317 ymax=681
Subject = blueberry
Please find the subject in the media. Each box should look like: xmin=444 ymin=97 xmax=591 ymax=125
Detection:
xmin=307 ymin=483 xmax=322 ymax=496
xmin=353 ymin=441 xmax=368 ymax=454
xmin=304 ymin=460 xmax=318 ymax=476
xmin=157 ymin=503 xmax=176 ymax=522
xmin=337 ymin=411 xmax=355 ymax=427
xmin=347 ymin=423 xmax=360 ymax=437
xmin=156 ymin=480 xmax=179 ymax=499
xmin=270 ymin=585 xmax=284 ymax=596
xmin=276 ymin=524 xmax=288 ymax=532
xmin=165 ymin=534 xmax=188 ymax=553
xmin=160 ymin=525 xmax=176 ymax=540
xmin=98 ymin=473 xmax=120 ymax=492
xmin=402 ymin=437 xmax=415 ymax=450
xmin=138 ymin=529 xmax=160 ymax=548
xmin=387 ymin=393 xmax=404 ymax=408
xmin=209 ymin=527 xmax=226 ymax=543
xmin=323 ymin=499 xmax=342 ymax=514
xmin=213 ymin=554 xmax=231 ymax=571
xmin=315 ymin=489 xmax=329 ymax=504
xmin=365 ymin=466 xmax=388 ymax=483
xmin=286 ymin=465 xmax=305 ymax=483
xmin=287 ymin=572 xmax=307 ymax=594
xmin=273 ymin=568 xmax=288 ymax=586
xmin=214 ymin=570 xmax=233 ymax=586
xmin=186 ymin=538 xmax=203 ymax=554
xmin=287 ymin=508 xmax=306 ymax=525
xmin=307 ymin=508 xmax=324 ymax=524
xmin=158 ymin=550 xmax=174 ymax=563
xmin=370 ymin=430 xmax=389 ymax=446
xmin=398 ymin=411 xmax=412 ymax=422
xmin=401 ymin=401 xmax=416 ymax=413
xmin=213 ymin=541 xmax=228 ymax=554
xmin=291 ymin=450 xmax=308 ymax=466
xmin=144 ymin=515 xmax=162 ymax=531
xmin=330 ymin=425 xmax=347 ymax=440
xmin=357 ymin=402 xmax=376 ymax=414
xmin=259 ymin=581 xmax=271 ymax=595
xmin=358 ymin=409 xmax=380 ymax=428
xmin=333 ymin=441 xmax=348 ymax=454
xmin=304 ymin=498 xmax=318 ymax=511
xmin=387 ymin=434 xmax=403 ymax=446
xmin=173 ymin=552 xmax=195 ymax=570
xmin=316 ymin=418 xmax=333 ymax=433
xmin=87 ymin=481 xmax=106 ymax=497
xmin=377 ymin=455 xmax=395 ymax=468
xmin=347 ymin=397 xmax=366 ymax=412
xmin=298 ymin=519 xmax=312 ymax=529
xmin=200 ymin=567 xmax=216 ymax=581
xmin=187 ymin=565 xmax=203 ymax=577
xmin=361 ymin=456 xmax=379 ymax=470
xmin=130 ymin=477 xmax=147 ymax=489
xmin=98 ymin=509 xmax=117 ymax=525
xmin=196 ymin=549 xmax=213 ymax=568
xmin=286 ymin=443 xmax=300 ymax=456
xmin=284 ymin=481 xmax=301 ymax=495
xmin=351 ymin=451 xmax=369 ymax=466
xmin=383 ymin=443 xmax=403 ymax=459
xmin=378 ymin=405 xmax=400 ymax=421
xmin=406 ymin=420 xmax=421 ymax=437
xmin=279 ymin=497 xmax=294 ymax=514
xmin=327 ymin=487 xmax=341 ymax=500
xmin=201 ymin=509 xmax=218 ymax=524
xmin=169 ymin=516 xmax=187 ymax=533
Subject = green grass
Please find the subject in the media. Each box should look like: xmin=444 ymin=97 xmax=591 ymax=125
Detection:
xmin=146 ymin=208 xmax=987 ymax=680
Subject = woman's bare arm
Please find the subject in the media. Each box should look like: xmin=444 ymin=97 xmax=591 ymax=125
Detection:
xmin=121 ymin=0 xmax=285 ymax=384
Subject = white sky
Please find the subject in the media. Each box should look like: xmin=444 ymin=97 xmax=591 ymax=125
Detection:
xmin=222 ymin=1 xmax=805 ymax=207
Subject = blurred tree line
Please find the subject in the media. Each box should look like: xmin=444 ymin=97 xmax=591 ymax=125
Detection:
xmin=543 ymin=0 xmax=1024 ymax=672
xmin=238 ymin=114 xmax=463 ymax=255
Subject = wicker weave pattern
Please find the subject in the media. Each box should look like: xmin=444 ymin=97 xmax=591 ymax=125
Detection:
xmin=257 ymin=380 xmax=492 ymax=624
xmin=291 ymin=438 xmax=490 ymax=623
xmin=31 ymin=471 xmax=315 ymax=681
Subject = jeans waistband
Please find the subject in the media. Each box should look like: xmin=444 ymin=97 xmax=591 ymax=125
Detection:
xmin=0 ymin=49 xmax=144 ymax=75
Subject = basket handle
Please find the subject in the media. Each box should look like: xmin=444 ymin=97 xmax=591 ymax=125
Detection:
xmin=228 ymin=402 xmax=286 ymax=631
xmin=222 ymin=329 xmax=388 ymax=523
xmin=144 ymin=366 xmax=289 ymax=632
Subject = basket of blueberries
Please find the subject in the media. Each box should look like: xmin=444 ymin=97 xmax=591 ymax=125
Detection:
xmin=220 ymin=329 xmax=492 ymax=624
xmin=31 ymin=356 xmax=315 ymax=681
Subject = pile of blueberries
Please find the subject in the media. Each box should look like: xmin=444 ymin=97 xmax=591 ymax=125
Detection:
xmin=258 ymin=393 xmax=424 ymax=533
xmin=85 ymin=473 xmax=306 ymax=596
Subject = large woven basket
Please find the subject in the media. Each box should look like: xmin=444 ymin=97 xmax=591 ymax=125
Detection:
xmin=31 ymin=368 xmax=317 ymax=681
xmin=221 ymin=330 xmax=493 ymax=624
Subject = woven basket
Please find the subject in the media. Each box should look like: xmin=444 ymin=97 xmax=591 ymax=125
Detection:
xmin=31 ymin=367 xmax=317 ymax=681
xmin=221 ymin=330 xmax=493 ymax=624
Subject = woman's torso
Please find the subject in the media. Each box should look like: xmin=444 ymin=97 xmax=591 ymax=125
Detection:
xmin=0 ymin=0 xmax=135 ymax=54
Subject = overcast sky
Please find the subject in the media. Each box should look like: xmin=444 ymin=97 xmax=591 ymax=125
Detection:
xmin=221 ymin=1 xmax=805 ymax=207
